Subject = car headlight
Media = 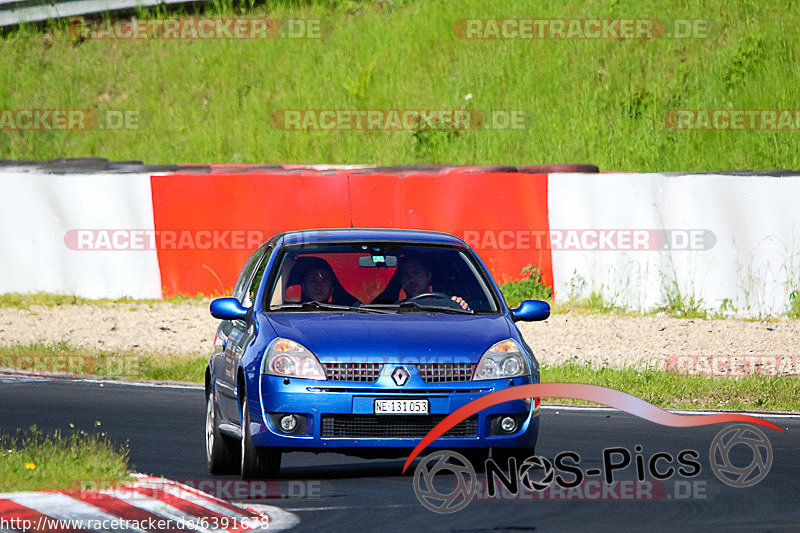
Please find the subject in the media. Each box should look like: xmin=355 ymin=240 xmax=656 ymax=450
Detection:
xmin=473 ymin=339 xmax=530 ymax=380
xmin=263 ymin=338 xmax=326 ymax=380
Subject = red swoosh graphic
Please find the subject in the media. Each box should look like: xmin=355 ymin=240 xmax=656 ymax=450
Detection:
xmin=402 ymin=383 xmax=783 ymax=473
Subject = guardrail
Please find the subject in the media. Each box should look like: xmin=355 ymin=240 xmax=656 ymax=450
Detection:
xmin=0 ymin=0 xmax=201 ymax=27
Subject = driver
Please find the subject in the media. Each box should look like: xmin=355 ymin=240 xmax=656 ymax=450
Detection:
xmin=398 ymin=258 xmax=469 ymax=310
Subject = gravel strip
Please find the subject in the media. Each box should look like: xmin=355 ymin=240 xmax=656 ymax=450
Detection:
xmin=517 ymin=314 xmax=799 ymax=370
xmin=0 ymin=303 xmax=216 ymax=356
xmin=1 ymin=304 xmax=798 ymax=371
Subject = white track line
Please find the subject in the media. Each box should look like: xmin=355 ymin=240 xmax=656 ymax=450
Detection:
xmin=4 ymin=371 xmax=797 ymax=416
xmin=0 ymin=373 xmax=202 ymax=389
xmin=243 ymin=505 xmax=299 ymax=531
xmin=282 ymin=504 xmax=410 ymax=512
xmin=540 ymin=405 xmax=800 ymax=418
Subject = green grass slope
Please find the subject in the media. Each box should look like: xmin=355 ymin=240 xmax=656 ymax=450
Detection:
xmin=1 ymin=0 xmax=798 ymax=170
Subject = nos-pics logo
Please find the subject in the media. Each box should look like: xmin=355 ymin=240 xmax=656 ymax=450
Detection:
xmin=413 ymin=450 xmax=477 ymax=513
xmin=413 ymin=424 xmax=773 ymax=513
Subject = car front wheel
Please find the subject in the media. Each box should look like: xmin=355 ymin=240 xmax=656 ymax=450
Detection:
xmin=206 ymin=389 xmax=239 ymax=474
xmin=240 ymin=391 xmax=281 ymax=479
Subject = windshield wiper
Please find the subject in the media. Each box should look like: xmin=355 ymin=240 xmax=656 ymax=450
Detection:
xmin=274 ymin=302 xmax=391 ymax=314
xmin=395 ymin=301 xmax=474 ymax=314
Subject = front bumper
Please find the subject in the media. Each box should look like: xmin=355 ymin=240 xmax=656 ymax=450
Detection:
xmin=248 ymin=368 xmax=539 ymax=451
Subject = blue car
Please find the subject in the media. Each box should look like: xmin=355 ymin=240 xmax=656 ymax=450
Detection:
xmin=205 ymin=228 xmax=550 ymax=478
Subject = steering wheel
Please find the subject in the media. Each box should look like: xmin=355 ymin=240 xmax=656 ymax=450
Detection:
xmin=405 ymin=292 xmax=467 ymax=310
xmin=406 ymin=292 xmax=452 ymax=302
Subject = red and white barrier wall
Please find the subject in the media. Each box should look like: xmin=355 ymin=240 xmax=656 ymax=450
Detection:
xmin=149 ymin=167 xmax=550 ymax=296
xmin=2 ymin=165 xmax=799 ymax=317
xmin=549 ymin=173 xmax=800 ymax=317
xmin=1 ymin=171 xmax=164 ymax=299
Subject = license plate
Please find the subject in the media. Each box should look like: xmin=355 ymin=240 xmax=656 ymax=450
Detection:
xmin=374 ymin=399 xmax=429 ymax=414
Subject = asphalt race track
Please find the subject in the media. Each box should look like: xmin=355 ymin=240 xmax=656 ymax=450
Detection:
xmin=1 ymin=378 xmax=798 ymax=532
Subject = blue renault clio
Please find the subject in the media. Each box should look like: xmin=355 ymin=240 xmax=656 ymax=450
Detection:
xmin=205 ymin=228 xmax=549 ymax=478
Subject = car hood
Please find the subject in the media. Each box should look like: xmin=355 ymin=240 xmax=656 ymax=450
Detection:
xmin=264 ymin=312 xmax=512 ymax=363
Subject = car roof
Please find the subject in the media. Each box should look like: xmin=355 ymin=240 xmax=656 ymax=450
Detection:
xmin=275 ymin=228 xmax=468 ymax=247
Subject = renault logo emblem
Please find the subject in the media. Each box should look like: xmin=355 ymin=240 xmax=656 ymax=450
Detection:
xmin=392 ymin=366 xmax=410 ymax=386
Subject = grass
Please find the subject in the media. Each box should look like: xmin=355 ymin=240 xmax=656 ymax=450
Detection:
xmin=788 ymin=289 xmax=800 ymax=319
xmin=499 ymin=266 xmax=661 ymax=316
xmin=1 ymin=0 xmax=799 ymax=169
xmin=0 ymin=279 xmax=787 ymax=320
xmin=497 ymin=266 xmax=797 ymax=319
xmin=0 ymin=292 xmax=211 ymax=309
xmin=543 ymin=364 xmax=800 ymax=411
xmin=0 ymin=343 xmax=207 ymax=383
xmin=550 ymin=290 xmax=635 ymax=316
xmin=498 ymin=266 xmax=551 ymax=307
xmin=0 ymin=427 xmax=131 ymax=492
xmin=0 ymin=287 xmax=727 ymax=319
xmin=0 ymin=342 xmax=797 ymax=411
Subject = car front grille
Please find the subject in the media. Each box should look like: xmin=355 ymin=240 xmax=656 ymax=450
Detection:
xmin=321 ymin=415 xmax=478 ymax=438
xmin=417 ymin=363 xmax=475 ymax=383
xmin=308 ymin=387 xmax=489 ymax=394
xmin=320 ymin=362 xmax=477 ymax=383
xmin=323 ymin=362 xmax=383 ymax=382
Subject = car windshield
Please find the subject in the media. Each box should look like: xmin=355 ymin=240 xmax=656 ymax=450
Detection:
xmin=265 ymin=243 xmax=499 ymax=313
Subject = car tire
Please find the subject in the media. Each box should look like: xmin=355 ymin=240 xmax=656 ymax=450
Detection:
xmin=240 ymin=392 xmax=281 ymax=479
xmin=205 ymin=389 xmax=239 ymax=475
xmin=492 ymin=447 xmax=536 ymax=471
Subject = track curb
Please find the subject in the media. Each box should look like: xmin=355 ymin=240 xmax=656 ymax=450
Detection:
xmin=0 ymin=474 xmax=299 ymax=531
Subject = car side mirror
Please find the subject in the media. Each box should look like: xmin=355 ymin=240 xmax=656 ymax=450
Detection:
xmin=210 ymin=298 xmax=248 ymax=320
xmin=510 ymin=300 xmax=550 ymax=322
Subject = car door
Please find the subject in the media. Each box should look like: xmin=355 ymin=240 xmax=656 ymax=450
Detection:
xmin=219 ymin=244 xmax=273 ymax=424
xmin=214 ymin=245 xmax=267 ymax=424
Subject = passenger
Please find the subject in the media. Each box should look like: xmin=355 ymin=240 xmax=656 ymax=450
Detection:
xmin=397 ymin=258 xmax=469 ymax=310
xmin=301 ymin=267 xmax=333 ymax=303
xmin=283 ymin=256 xmax=360 ymax=306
